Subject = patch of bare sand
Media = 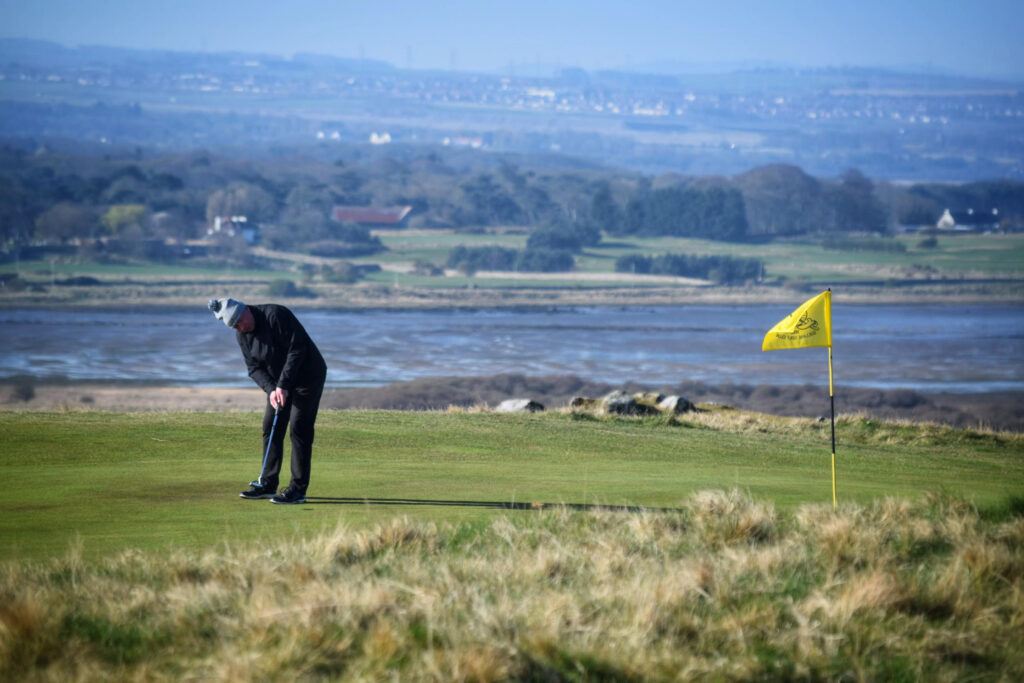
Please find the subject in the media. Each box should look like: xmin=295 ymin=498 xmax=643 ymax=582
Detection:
xmin=2 ymin=385 xmax=264 ymax=412
xmin=457 ymin=270 xmax=710 ymax=285
xmin=3 ymin=281 xmax=1022 ymax=310
xmin=361 ymin=262 xmax=709 ymax=283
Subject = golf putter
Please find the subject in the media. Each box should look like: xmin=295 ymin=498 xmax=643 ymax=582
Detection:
xmin=251 ymin=405 xmax=280 ymax=487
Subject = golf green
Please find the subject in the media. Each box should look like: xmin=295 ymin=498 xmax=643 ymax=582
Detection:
xmin=1 ymin=410 xmax=1021 ymax=561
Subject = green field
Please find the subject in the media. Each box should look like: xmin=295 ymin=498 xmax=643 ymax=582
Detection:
xmin=2 ymin=409 xmax=1021 ymax=562
xmin=370 ymin=230 xmax=529 ymax=266
xmin=576 ymin=233 xmax=1024 ymax=279
xmin=4 ymin=232 xmax=1022 ymax=307
xmin=367 ymin=231 xmax=1024 ymax=285
xmin=4 ymin=252 xmax=284 ymax=280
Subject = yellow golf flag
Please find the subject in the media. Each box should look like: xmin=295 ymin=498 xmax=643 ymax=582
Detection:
xmin=762 ymin=290 xmax=832 ymax=351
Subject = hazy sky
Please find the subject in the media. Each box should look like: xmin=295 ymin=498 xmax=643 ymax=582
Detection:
xmin=2 ymin=0 xmax=1022 ymax=78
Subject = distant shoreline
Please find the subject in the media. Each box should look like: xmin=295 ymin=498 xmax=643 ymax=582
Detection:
xmin=2 ymin=280 xmax=1023 ymax=310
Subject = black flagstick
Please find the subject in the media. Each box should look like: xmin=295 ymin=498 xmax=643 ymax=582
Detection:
xmin=828 ymin=287 xmax=836 ymax=509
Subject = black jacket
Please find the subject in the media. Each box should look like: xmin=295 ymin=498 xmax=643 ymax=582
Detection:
xmin=236 ymin=304 xmax=327 ymax=393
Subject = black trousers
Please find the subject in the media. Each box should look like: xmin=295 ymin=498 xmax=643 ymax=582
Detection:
xmin=259 ymin=381 xmax=324 ymax=493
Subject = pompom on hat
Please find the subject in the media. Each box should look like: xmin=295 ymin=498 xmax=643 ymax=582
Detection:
xmin=208 ymin=298 xmax=246 ymax=327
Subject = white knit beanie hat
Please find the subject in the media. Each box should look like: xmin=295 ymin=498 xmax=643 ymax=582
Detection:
xmin=208 ymin=298 xmax=246 ymax=327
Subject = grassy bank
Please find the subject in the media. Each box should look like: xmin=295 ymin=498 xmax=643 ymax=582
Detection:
xmin=4 ymin=376 xmax=1022 ymax=431
xmin=2 ymin=490 xmax=1022 ymax=680
xmin=1 ymin=410 xmax=1021 ymax=562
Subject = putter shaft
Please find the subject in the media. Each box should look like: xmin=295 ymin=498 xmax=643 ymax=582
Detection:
xmin=253 ymin=405 xmax=281 ymax=487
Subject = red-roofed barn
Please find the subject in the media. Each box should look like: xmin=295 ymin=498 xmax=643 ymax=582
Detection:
xmin=331 ymin=205 xmax=412 ymax=226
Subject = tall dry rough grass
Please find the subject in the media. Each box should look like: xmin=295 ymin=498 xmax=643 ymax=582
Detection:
xmin=1 ymin=490 xmax=1022 ymax=681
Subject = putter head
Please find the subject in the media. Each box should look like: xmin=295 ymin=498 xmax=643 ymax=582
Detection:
xmin=249 ymin=479 xmax=262 ymax=487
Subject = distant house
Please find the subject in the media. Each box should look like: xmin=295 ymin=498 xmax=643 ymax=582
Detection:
xmin=936 ymin=209 xmax=956 ymax=231
xmin=208 ymin=215 xmax=260 ymax=244
xmin=331 ymin=205 xmax=413 ymax=227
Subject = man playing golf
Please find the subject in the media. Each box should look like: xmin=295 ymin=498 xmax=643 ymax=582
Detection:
xmin=208 ymin=297 xmax=327 ymax=504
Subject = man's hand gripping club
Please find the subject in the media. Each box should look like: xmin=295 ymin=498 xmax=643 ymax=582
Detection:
xmin=270 ymin=387 xmax=289 ymax=410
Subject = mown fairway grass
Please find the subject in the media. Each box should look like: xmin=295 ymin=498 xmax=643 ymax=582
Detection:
xmin=1 ymin=409 xmax=1021 ymax=562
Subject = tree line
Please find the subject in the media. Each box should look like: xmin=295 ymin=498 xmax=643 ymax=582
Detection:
xmin=615 ymin=253 xmax=764 ymax=284
xmin=2 ymin=145 xmax=1022 ymax=257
